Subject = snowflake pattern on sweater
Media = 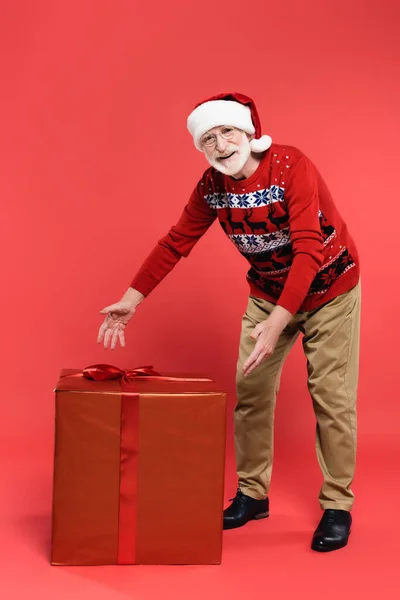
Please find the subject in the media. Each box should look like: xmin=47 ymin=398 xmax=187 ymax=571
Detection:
xmin=199 ymin=144 xmax=358 ymax=311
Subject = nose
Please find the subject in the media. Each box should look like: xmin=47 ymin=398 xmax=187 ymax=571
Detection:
xmin=215 ymin=134 xmax=228 ymax=153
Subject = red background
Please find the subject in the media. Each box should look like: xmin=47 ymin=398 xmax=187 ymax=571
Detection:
xmin=1 ymin=1 xmax=399 ymax=598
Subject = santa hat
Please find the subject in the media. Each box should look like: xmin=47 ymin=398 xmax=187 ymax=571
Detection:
xmin=187 ymin=92 xmax=272 ymax=153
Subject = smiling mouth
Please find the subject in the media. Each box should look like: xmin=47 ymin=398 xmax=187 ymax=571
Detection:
xmin=218 ymin=152 xmax=236 ymax=161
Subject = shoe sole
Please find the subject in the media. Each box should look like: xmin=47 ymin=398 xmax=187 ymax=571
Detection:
xmin=311 ymin=541 xmax=349 ymax=552
xmin=223 ymin=511 xmax=269 ymax=530
xmin=253 ymin=511 xmax=270 ymax=520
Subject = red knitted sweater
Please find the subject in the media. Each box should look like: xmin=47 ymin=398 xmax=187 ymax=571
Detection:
xmin=130 ymin=144 xmax=360 ymax=314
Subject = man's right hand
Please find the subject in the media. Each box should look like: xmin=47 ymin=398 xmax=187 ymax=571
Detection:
xmin=97 ymin=288 xmax=144 ymax=349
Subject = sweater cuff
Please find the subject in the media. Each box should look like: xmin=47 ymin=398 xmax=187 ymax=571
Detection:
xmin=276 ymin=289 xmax=306 ymax=315
xmin=130 ymin=273 xmax=157 ymax=297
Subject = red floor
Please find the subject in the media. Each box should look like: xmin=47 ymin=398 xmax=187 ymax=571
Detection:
xmin=2 ymin=436 xmax=398 ymax=600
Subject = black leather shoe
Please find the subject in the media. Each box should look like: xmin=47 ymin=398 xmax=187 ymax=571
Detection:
xmin=311 ymin=509 xmax=352 ymax=552
xmin=223 ymin=488 xmax=269 ymax=530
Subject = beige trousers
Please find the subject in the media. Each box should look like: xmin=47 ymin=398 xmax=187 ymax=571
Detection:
xmin=234 ymin=282 xmax=361 ymax=511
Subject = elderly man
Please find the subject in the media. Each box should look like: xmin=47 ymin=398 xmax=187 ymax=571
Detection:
xmin=97 ymin=93 xmax=361 ymax=553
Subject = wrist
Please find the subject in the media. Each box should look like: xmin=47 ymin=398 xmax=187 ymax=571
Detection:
xmin=122 ymin=287 xmax=145 ymax=308
xmin=268 ymin=305 xmax=293 ymax=329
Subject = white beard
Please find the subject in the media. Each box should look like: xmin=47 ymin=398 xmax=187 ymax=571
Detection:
xmin=205 ymin=132 xmax=251 ymax=177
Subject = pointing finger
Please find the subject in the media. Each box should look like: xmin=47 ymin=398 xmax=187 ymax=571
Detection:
xmin=243 ymin=350 xmax=260 ymax=375
xmin=243 ymin=355 xmax=262 ymax=377
xmin=97 ymin=315 xmax=111 ymax=342
xmin=97 ymin=321 xmax=107 ymax=343
xmin=111 ymin=327 xmax=119 ymax=350
xmin=104 ymin=328 xmax=113 ymax=349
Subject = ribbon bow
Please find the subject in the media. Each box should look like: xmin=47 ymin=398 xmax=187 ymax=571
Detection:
xmin=83 ymin=364 xmax=161 ymax=382
xmin=81 ymin=364 xmax=211 ymax=383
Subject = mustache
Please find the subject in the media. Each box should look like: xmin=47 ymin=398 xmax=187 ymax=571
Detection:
xmin=213 ymin=145 xmax=240 ymax=160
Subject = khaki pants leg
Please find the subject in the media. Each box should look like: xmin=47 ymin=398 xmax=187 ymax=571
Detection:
xmin=299 ymin=282 xmax=361 ymax=511
xmin=234 ymin=295 xmax=299 ymax=500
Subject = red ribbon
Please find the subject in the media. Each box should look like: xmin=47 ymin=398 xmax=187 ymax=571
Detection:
xmin=82 ymin=363 xmax=211 ymax=383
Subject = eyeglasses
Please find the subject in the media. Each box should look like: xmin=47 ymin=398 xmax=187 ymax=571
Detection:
xmin=200 ymin=126 xmax=236 ymax=148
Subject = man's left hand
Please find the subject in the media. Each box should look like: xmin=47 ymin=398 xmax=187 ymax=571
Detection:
xmin=243 ymin=305 xmax=293 ymax=377
xmin=242 ymin=319 xmax=283 ymax=377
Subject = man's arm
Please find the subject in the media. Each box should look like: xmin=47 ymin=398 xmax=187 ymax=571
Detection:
xmin=242 ymin=156 xmax=324 ymax=375
xmin=275 ymin=155 xmax=325 ymax=315
xmin=98 ymin=179 xmax=217 ymax=349
xmin=130 ymin=180 xmax=218 ymax=297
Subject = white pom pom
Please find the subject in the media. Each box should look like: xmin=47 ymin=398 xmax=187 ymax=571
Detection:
xmin=249 ymin=135 xmax=272 ymax=153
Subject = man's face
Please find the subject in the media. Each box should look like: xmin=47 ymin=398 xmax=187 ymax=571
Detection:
xmin=200 ymin=126 xmax=251 ymax=177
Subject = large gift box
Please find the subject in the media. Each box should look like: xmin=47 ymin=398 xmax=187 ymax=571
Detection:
xmin=51 ymin=364 xmax=227 ymax=566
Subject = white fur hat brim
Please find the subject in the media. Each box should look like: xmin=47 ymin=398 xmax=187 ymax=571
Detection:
xmin=187 ymin=100 xmax=255 ymax=151
xmin=187 ymin=99 xmax=272 ymax=152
